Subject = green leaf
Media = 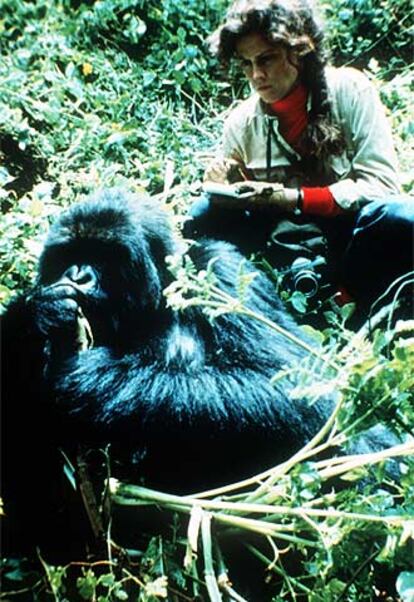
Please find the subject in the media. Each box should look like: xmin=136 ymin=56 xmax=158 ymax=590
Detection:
xmin=98 ymin=573 xmax=115 ymax=587
xmin=77 ymin=570 xmax=97 ymax=600
xmin=289 ymin=290 xmax=308 ymax=314
xmin=339 ymin=301 xmax=356 ymax=322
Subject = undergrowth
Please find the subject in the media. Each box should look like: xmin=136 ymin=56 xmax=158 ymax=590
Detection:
xmin=1 ymin=0 xmax=413 ymax=600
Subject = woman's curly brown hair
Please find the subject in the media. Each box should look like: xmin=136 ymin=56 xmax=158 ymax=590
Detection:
xmin=209 ymin=0 xmax=346 ymax=160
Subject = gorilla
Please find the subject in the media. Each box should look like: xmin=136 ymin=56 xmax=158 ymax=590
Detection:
xmin=0 ymin=188 xmax=392 ymax=559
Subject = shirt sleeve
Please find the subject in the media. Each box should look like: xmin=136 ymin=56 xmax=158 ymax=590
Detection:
xmin=328 ymin=68 xmax=401 ymax=210
xmin=222 ymin=107 xmax=247 ymax=165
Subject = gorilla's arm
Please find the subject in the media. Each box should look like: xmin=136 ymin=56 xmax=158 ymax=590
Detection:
xmin=2 ymin=281 xmax=82 ymax=386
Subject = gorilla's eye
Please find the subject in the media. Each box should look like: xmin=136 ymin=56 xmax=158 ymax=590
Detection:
xmin=40 ymin=241 xmax=131 ymax=286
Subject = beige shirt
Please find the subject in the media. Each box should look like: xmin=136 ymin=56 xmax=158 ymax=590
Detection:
xmin=222 ymin=66 xmax=401 ymax=210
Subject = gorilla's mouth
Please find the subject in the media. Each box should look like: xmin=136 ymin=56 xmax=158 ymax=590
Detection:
xmin=47 ymin=282 xmax=95 ymax=350
xmin=49 ymin=281 xmax=87 ymax=296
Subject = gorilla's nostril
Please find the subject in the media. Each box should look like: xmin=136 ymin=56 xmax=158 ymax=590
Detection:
xmin=77 ymin=267 xmax=94 ymax=284
xmin=64 ymin=265 xmax=96 ymax=288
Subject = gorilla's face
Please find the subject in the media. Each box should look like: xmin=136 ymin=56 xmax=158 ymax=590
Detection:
xmin=35 ymin=192 xmax=179 ymax=350
xmin=38 ymin=240 xmax=137 ymax=347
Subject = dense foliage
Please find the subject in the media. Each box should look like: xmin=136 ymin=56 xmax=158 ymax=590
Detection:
xmin=1 ymin=0 xmax=413 ymax=600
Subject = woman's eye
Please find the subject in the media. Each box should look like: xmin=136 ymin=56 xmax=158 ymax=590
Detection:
xmin=240 ymin=60 xmax=252 ymax=70
xmin=258 ymin=55 xmax=274 ymax=67
xmin=237 ymin=52 xmax=279 ymax=72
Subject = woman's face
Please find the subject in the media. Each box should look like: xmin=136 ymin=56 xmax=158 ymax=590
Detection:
xmin=235 ymin=32 xmax=300 ymax=103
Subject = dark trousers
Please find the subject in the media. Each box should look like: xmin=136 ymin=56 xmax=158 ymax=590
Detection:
xmin=184 ymin=195 xmax=414 ymax=309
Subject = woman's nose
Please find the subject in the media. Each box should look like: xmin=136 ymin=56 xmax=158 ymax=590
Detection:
xmin=251 ymin=63 xmax=265 ymax=80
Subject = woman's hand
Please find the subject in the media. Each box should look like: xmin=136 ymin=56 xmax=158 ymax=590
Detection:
xmin=204 ymin=157 xmax=246 ymax=184
xmin=234 ymin=181 xmax=300 ymax=212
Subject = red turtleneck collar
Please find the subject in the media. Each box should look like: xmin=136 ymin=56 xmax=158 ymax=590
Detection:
xmin=269 ymin=82 xmax=308 ymax=150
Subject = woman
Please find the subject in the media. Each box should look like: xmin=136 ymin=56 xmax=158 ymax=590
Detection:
xmin=187 ymin=0 xmax=413 ymax=310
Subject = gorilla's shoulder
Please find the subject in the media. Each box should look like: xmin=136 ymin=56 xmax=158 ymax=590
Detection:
xmin=188 ymin=236 xmax=286 ymax=313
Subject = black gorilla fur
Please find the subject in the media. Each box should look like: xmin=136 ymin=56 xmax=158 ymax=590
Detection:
xmin=1 ymin=189 xmax=393 ymax=558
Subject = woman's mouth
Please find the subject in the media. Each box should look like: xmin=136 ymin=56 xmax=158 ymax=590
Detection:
xmin=257 ymin=85 xmax=271 ymax=92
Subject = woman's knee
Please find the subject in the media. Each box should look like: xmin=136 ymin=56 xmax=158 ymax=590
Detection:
xmin=356 ymin=196 xmax=414 ymax=233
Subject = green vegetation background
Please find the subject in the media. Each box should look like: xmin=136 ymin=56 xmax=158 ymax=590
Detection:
xmin=0 ymin=0 xmax=412 ymax=306
xmin=0 ymin=1 xmax=413 ymax=601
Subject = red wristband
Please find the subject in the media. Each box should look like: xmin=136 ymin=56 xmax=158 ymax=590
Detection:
xmin=301 ymin=187 xmax=343 ymax=217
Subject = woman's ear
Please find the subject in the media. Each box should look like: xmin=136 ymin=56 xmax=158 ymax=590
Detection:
xmin=287 ymin=48 xmax=301 ymax=69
